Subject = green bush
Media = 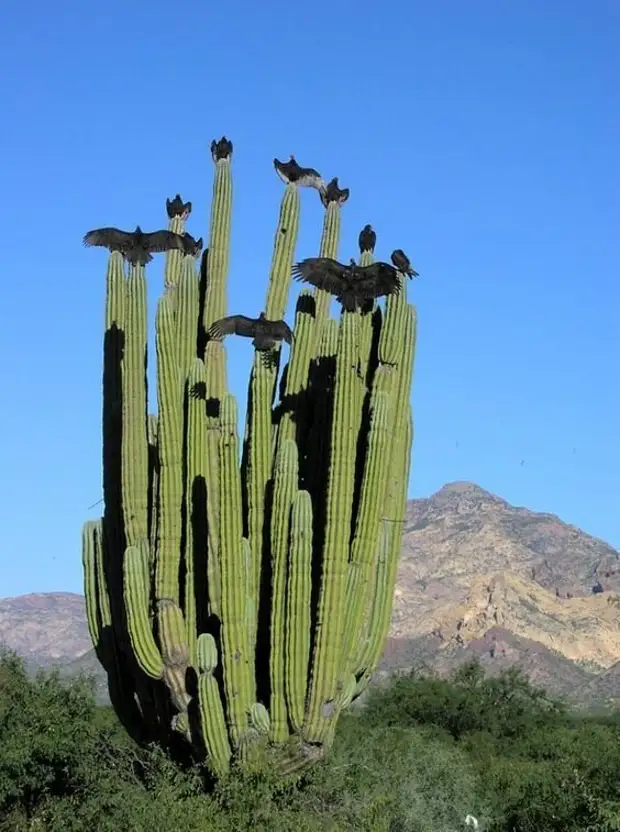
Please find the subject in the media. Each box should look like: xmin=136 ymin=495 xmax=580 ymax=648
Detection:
xmin=4 ymin=650 xmax=620 ymax=831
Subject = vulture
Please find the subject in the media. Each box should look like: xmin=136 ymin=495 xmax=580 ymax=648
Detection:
xmin=83 ymin=225 xmax=186 ymax=265
xmin=320 ymin=176 xmax=350 ymax=208
xmin=273 ymin=155 xmax=325 ymax=191
xmin=180 ymin=232 xmax=204 ymax=258
xmin=292 ymin=257 xmax=401 ymax=311
xmin=166 ymin=194 xmax=192 ymax=219
xmin=211 ymin=136 xmax=233 ymax=161
xmin=358 ymin=224 xmax=377 ymax=254
xmin=208 ymin=312 xmax=293 ymax=350
xmin=390 ymin=249 xmax=419 ymax=279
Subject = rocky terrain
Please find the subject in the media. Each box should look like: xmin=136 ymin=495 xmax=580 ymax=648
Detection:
xmin=2 ymin=481 xmax=620 ymax=707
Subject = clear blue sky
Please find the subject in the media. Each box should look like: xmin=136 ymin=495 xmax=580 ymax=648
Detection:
xmin=0 ymin=1 xmax=618 ymax=597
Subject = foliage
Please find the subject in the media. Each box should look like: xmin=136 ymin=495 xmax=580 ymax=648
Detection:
xmin=3 ymin=650 xmax=620 ymax=831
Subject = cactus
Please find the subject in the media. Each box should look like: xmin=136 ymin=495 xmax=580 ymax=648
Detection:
xmin=82 ymin=138 xmax=418 ymax=777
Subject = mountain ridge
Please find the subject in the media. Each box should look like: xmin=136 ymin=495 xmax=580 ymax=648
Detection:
xmin=3 ymin=481 xmax=620 ymax=706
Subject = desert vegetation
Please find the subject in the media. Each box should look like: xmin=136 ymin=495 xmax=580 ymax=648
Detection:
xmin=3 ymin=650 xmax=620 ymax=831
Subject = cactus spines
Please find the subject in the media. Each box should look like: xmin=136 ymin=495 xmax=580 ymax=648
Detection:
xmin=83 ymin=141 xmax=418 ymax=777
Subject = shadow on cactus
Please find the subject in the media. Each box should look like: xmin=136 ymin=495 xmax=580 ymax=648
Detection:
xmin=81 ymin=138 xmax=418 ymax=780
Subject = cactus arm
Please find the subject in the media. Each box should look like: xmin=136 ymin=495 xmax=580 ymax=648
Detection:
xmin=268 ymin=438 xmax=299 ymax=741
xmin=352 ymin=304 xmax=417 ymax=693
xmin=184 ymin=358 xmax=211 ymax=664
xmin=243 ymin=180 xmax=301 ymax=628
xmin=164 ymin=209 xmax=188 ymax=293
xmin=343 ymin=389 xmax=392 ymax=669
xmin=153 ymin=292 xmax=184 ymax=605
xmin=175 ymin=257 xmax=200 ymax=388
xmin=313 ymin=202 xmax=342 ymax=324
xmin=82 ymin=519 xmax=106 ymax=658
xmin=123 ymin=541 xmax=165 ymax=679
xmin=275 ymin=291 xmax=317 ymax=448
xmin=197 ymin=633 xmax=232 ymax=776
xmin=285 ymin=489 xmax=313 ymax=732
xmin=305 ymin=311 xmax=361 ymax=744
xmin=218 ymin=393 xmax=253 ymax=745
xmin=264 ymin=183 xmax=301 ymax=321
xmin=121 ymin=266 xmax=149 ymax=546
xmin=203 ymin=144 xmax=233 ymax=331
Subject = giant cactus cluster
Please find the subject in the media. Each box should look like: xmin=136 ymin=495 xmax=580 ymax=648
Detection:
xmin=81 ymin=137 xmax=417 ymax=777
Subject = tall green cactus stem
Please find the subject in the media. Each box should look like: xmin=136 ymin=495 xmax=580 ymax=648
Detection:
xmin=265 ymin=183 xmax=300 ymax=320
xmin=122 ymin=266 xmax=149 ymax=546
xmin=197 ymin=633 xmax=232 ymax=776
xmin=184 ymin=359 xmax=211 ymax=665
xmin=276 ymin=291 xmax=317 ymax=447
xmin=303 ymin=317 xmax=339 ymax=499
xmin=157 ymin=597 xmax=191 ymax=717
xmin=357 ymin=247 xmax=377 ymax=384
xmin=203 ymin=340 xmax=226 ymax=618
xmin=244 ymin=179 xmax=301 ymax=605
xmin=203 ymin=150 xmax=232 ymax=331
xmin=175 ymin=258 xmax=200 ymax=389
xmin=285 ymin=490 xmax=313 ymax=732
xmin=218 ymin=394 xmax=253 ymax=743
xmin=164 ymin=208 xmax=188 ymax=292
xmin=82 ymin=520 xmax=107 ymax=658
xmin=305 ymin=311 xmax=361 ymax=744
xmin=243 ymin=356 xmax=273 ymax=618
xmin=268 ymin=439 xmax=299 ymax=742
xmin=378 ymin=275 xmax=408 ymax=366
xmin=352 ymin=304 xmax=417 ymax=691
xmin=154 ymin=292 xmax=183 ymax=605
xmin=147 ymin=414 xmax=159 ymax=561
xmin=124 ymin=541 xmax=164 ymax=679
xmin=82 ymin=146 xmax=420 ymax=777
xmin=343 ymin=390 xmax=392 ymax=669
xmin=313 ymin=201 xmax=342 ymax=325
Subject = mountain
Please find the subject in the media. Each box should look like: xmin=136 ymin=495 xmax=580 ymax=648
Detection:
xmin=2 ymin=481 xmax=620 ymax=706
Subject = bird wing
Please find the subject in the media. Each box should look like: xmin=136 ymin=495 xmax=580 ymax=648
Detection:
xmin=269 ymin=320 xmax=294 ymax=344
xmin=143 ymin=230 xmax=185 ymax=253
xmin=292 ymin=258 xmax=351 ymax=294
xmin=296 ymin=167 xmax=324 ymax=188
xmin=83 ymin=227 xmax=130 ymax=248
xmin=209 ymin=314 xmax=257 ymax=339
xmin=355 ymin=262 xmax=401 ymax=298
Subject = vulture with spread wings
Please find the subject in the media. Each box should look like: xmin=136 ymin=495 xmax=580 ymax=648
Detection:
xmin=180 ymin=232 xmax=204 ymax=258
xmin=208 ymin=312 xmax=293 ymax=351
xmin=292 ymin=257 xmax=402 ymax=311
xmin=83 ymin=225 xmax=186 ymax=265
xmin=390 ymin=248 xmax=419 ymax=279
xmin=273 ymin=155 xmax=325 ymax=191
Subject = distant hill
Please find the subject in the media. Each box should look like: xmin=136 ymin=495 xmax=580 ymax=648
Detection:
xmin=2 ymin=482 xmax=620 ymax=707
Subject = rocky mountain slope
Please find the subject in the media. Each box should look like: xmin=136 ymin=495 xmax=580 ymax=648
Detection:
xmin=2 ymin=482 xmax=620 ymax=706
